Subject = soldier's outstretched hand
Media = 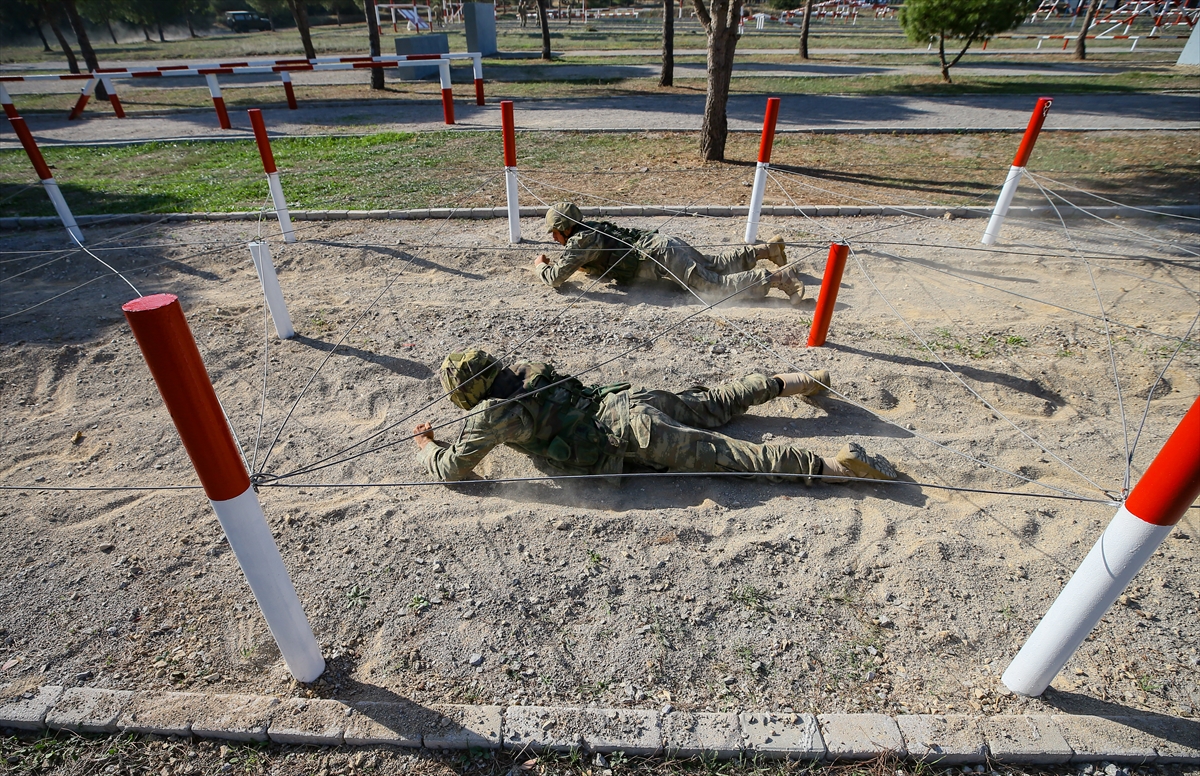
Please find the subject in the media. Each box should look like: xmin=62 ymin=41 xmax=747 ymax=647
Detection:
xmin=533 ymin=254 xmax=551 ymax=268
xmin=413 ymin=422 xmax=435 ymax=450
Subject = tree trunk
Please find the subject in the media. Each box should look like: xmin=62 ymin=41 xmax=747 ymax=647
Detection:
xmin=142 ymin=26 xmax=151 ymax=41
xmin=157 ymin=22 xmax=165 ymax=42
xmin=286 ymin=0 xmax=318 ymax=59
xmin=33 ymin=9 xmax=54 ymax=52
xmin=334 ymin=7 xmax=342 ymax=25
xmin=363 ymin=0 xmax=385 ymax=89
xmin=798 ymin=0 xmax=814 ymax=59
xmin=536 ymin=0 xmax=551 ymax=59
xmin=937 ymin=31 xmax=950 ymax=82
xmin=61 ymin=0 xmax=108 ymax=97
xmin=187 ymin=17 xmax=197 ymax=38
xmin=105 ymin=20 xmax=117 ymax=44
xmin=660 ymin=0 xmax=674 ymax=86
xmin=696 ymin=0 xmax=740 ymax=161
xmin=40 ymin=2 xmax=80 ymax=73
xmin=1074 ymin=0 xmax=1099 ymax=60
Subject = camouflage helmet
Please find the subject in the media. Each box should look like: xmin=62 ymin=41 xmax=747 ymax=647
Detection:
xmin=545 ymin=201 xmax=583 ymax=237
xmin=440 ymin=349 xmax=501 ymax=410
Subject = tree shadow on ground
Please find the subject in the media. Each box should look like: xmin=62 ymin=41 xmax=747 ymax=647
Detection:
xmin=0 ymin=184 xmax=194 ymax=219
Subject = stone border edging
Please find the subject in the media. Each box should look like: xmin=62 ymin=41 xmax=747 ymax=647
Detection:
xmin=2 ymin=204 xmax=1197 ymax=231
xmin=2 ymin=686 xmax=1197 ymax=764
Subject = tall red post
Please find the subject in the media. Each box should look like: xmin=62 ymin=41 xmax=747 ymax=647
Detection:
xmin=807 ymin=242 xmax=849 ymax=348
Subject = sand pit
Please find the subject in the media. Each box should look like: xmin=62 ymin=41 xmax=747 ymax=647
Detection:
xmin=1 ymin=210 xmax=1197 ymax=725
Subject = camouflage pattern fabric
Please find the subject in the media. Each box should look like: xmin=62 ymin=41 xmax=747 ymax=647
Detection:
xmin=538 ymin=225 xmax=772 ymax=301
xmin=419 ymin=370 xmax=823 ymax=484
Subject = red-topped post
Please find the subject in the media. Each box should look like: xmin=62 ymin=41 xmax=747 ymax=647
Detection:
xmin=982 ymin=97 xmax=1052 ymax=246
xmin=10 ymin=116 xmax=83 ymax=244
xmin=502 ymin=100 xmax=520 ymax=244
xmin=807 ymin=242 xmax=849 ymax=347
xmin=1004 ymin=397 xmax=1200 ymax=696
xmin=248 ymin=109 xmax=296 ymax=243
xmin=122 ymin=293 xmax=323 ymax=683
xmin=745 ymin=96 xmax=781 ymax=244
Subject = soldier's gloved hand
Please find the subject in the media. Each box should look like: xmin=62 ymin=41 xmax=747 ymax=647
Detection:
xmin=413 ymin=422 xmax=435 ymax=450
xmin=533 ymin=254 xmax=551 ymax=268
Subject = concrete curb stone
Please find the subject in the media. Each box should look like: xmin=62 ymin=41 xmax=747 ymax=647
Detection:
xmin=344 ymin=700 xmax=429 ymax=747
xmin=981 ymin=714 xmax=1073 ymax=765
xmin=818 ymin=713 xmax=906 ymax=760
xmin=0 ymin=685 xmax=63 ymax=730
xmin=738 ymin=711 xmax=824 ymax=759
xmin=1118 ymin=714 xmax=1200 ymax=764
xmin=1052 ymin=715 xmax=1164 ymax=764
xmin=660 ymin=711 xmax=742 ymax=759
xmin=45 ymin=688 xmax=133 ymax=734
xmin=504 ymin=705 xmax=661 ymax=755
xmin=896 ymin=714 xmax=988 ymax=765
xmin=189 ymin=693 xmax=279 ymax=742
xmin=118 ymin=691 xmax=209 ymax=736
xmin=426 ymin=704 xmax=503 ymax=750
xmin=267 ymin=697 xmax=350 ymax=746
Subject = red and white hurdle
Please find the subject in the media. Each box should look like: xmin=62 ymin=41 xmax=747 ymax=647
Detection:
xmin=981 ymin=96 xmax=1052 ymax=246
xmin=248 ymin=108 xmax=296 ymax=243
xmin=1002 ymin=397 xmax=1200 ymax=696
xmin=9 ymin=116 xmax=84 ymax=244
xmin=744 ymin=96 xmax=781 ymax=244
xmin=501 ymin=100 xmax=520 ymax=244
xmin=122 ymin=293 xmax=323 ymax=683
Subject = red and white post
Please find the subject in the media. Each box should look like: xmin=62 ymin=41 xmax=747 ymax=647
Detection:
xmin=438 ymin=60 xmax=455 ymax=125
xmin=101 ymin=76 xmax=125 ymax=118
xmin=205 ymin=72 xmax=232 ymax=129
xmin=248 ymin=242 xmax=295 ymax=339
xmin=807 ymin=242 xmax=850 ymax=348
xmin=471 ymin=53 xmax=485 ymax=105
xmin=121 ymin=294 xmax=324 ymax=683
xmin=1002 ymin=397 xmax=1200 ymax=697
xmin=501 ymin=100 xmax=520 ymax=244
xmin=0 ymin=82 xmax=16 ymax=119
xmin=981 ymin=96 xmax=1052 ymax=246
xmin=279 ymin=71 xmax=298 ymax=110
xmin=249 ymin=109 xmax=296 ymax=244
xmin=67 ymin=77 xmax=97 ymax=120
xmin=744 ymin=96 xmax=780 ymax=244
xmin=10 ymin=116 xmax=84 ymax=244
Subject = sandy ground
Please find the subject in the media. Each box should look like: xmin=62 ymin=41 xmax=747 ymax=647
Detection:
xmin=1 ymin=208 xmax=1198 ymax=727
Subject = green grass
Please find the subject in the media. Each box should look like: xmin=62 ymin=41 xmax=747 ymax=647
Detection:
xmin=2 ymin=130 xmax=1195 ymax=217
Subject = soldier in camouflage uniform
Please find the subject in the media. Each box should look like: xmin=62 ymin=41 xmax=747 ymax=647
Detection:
xmin=533 ymin=201 xmax=807 ymax=306
xmin=413 ymin=349 xmax=898 ymax=485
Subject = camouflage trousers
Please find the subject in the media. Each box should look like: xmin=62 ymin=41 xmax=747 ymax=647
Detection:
xmin=621 ymin=373 xmax=823 ymax=482
xmin=639 ymin=234 xmax=771 ymax=301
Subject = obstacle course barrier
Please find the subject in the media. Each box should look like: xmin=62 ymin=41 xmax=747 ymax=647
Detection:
xmin=122 ymin=293 xmax=323 ymax=683
xmin=1003 ymin=397 xmax=1200 ymax=697
xmin=248 ymin=109 xmax=296 ymax=243
xmin=982 ymin=97 xmax=1053 ymax=246
xmin=745 ymin=96 xmax=780 ymax=245
xmin=8 ymin=116 xmax=83 ymax=244
xmin=807 ymin=242 xmax=849 ymax=348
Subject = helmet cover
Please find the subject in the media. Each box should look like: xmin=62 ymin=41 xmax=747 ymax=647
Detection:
xmin=440 ymin=349 xmax=501 ymax=410
xmin=545 ymin=201 xmax=583 ymax=236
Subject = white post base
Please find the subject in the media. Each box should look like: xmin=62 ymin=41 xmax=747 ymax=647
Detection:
xmin=982 ymin=165 xmax=1025 ymax=246
xmin=505 ymin=167 xmax=521 ymax=244
xmin=248 ymin=241 xmax=295 ymax=339
xmin=744 ymin=162 xmax=769 ymax=244
xmin=211 ymin=487 xmax=324 ymax=683
xmin=267 ymin=172 xmax=296 ymax=243
xmin=1002 ymin=505 xmax=1172 ymax=697
xmin=42 ymin=178 xmax=84 ymax=244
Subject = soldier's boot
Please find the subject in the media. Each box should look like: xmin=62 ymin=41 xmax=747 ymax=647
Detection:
xmin=836 ymin=441 xmax=898 ymax=481
xmin=755 ymin=235 xmax=788 ymax=267
xmin=769 ymin=264 xmax=805 ymax=307
xmin=775 ymin=369 xmax=831 ymax=398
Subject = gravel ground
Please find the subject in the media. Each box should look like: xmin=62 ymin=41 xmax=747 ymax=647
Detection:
xmin=1 ymin=211 xmax=1198 ymax=731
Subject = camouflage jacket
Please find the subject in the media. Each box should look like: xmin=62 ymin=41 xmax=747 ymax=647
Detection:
xmin=538 ymin=221 xmax=657 ymax=288
xmin=419 ymin=370 xmax=633 ymax=482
